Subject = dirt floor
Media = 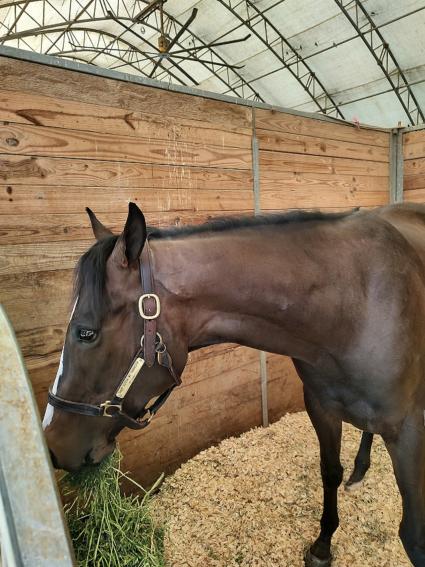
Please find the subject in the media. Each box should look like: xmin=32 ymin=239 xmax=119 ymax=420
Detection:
xmin=153 ymin=412 xmax=409 ymax=567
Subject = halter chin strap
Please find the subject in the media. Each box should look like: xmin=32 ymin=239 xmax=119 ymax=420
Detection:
xmin=47 ymin=240 xmax=181 ymax=430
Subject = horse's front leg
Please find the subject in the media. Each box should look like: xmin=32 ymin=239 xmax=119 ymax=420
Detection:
xmin=304 ymin=386 xmax=343 ymax=567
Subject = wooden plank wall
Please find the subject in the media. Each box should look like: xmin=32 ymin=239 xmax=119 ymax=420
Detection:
xmin=0 ymin=55 xmax=390 ymax=485
xmin=404 ymin=129 xmax=425 ymax=202
xmin=255 ymin=108 xmax=391 ymax=425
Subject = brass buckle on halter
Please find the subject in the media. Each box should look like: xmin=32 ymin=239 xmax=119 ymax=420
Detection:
xmin=100 ymin=401 xmax=122 ymax=417
xmin=139 ymin=294 xmax=161 ymax=320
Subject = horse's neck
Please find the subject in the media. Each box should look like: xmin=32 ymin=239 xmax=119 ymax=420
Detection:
xmin=153 ymin=226 xmax=348 ymax=363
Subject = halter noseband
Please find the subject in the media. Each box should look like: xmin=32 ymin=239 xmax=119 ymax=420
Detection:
xmin=47 ymin=241 xmax=181 ymax=430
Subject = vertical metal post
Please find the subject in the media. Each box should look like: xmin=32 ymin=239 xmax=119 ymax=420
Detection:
xmin=389 ymin=128 xmax=404 ymax=204
xmin=252 ymin=107 xmax=269 ymax=427
xmin=0 ymin=305 xmax=74 ymax=567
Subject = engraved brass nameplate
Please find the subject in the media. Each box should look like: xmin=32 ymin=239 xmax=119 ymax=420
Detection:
xmin=116 ymin=357 xmax=145 ymax=399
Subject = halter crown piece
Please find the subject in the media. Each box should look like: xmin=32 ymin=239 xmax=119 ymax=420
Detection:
xmin=47 ymin=241 xmax=181 ymax=430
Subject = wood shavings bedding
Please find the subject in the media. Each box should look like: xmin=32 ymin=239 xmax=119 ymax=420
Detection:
xmin=153 ymin=412 xmax=408 ymax=567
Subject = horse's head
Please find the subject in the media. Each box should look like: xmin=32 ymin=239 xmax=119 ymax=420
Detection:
xmin=43 ymin=203 xmax=184 ymax=472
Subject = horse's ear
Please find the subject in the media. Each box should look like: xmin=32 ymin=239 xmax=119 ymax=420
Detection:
xmin=112 ymin=202 xmax=147 ymax=268
xmin=86 ymin=207 xmax=114 ymax=240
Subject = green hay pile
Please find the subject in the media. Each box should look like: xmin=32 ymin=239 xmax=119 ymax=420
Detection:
xmin=60 ymin=451 xmax=165 ymax=567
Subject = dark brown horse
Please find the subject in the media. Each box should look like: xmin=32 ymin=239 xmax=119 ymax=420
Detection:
xmin=43 ymin=202 xmax=425 ymax=566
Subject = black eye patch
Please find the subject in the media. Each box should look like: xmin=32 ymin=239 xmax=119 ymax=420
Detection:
xmin=78 ymin=328 xmax=97 ymax=342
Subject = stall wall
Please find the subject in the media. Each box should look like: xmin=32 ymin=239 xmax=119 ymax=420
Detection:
xmin=0 ymin=55 xmax=390 ymax=485
xmin=404 ymin=129 xmax=425 ymax=202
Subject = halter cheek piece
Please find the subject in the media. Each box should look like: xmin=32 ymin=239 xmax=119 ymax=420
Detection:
xmin=47 ymin=242 xmax=181 ymax=430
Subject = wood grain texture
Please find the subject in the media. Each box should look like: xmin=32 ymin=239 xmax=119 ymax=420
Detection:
xmin=0 ymin=268 xmax=73 ymax=332
xmin=404 ymin=190 xmax=425 ymax=203
xmin=403 ymin=131 xmax=425 ymax=201
xmin=260 ymin=187 xmax=388 ymax=209
xmin=0 ymin=155 xmax=252 ymax=189
xmin=404 ymin=156 xmax=425 ymax=177
xmin=255 ymin=108 xmax=389 ymax=147
xmin=0 ymin=89 xmax=251 ymax=148
xmin=258 ymin=129 xmax=389 ymax=162
xmin=0 ymin=123 xmax=251 ymax=169
xmin=0 ymin=185 xmax=255 ymax=215
xmin=0 ymin=57 xmax=252 ymax=129
xmin=260 ymin=171 xmax=388 ymax=192
xmin=259 ymin=150 xmax=388 ymax=177
xmin=0 ymin=240 xmax=91 ymax=275
xmin=403 ymin=129 xmax=425 ymax=159
xmin=405 ymin=176 xmax=425 ymax=192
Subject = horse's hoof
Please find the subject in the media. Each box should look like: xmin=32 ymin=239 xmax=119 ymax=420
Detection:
xmin=304 ymin=549 xmax=332 ymax=567
xmin=345 ymin=479 xmax=363 ymax=492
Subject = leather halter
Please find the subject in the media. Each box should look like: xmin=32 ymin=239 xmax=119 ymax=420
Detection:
xmin=47 ymin=241 xmax=181 ymax=430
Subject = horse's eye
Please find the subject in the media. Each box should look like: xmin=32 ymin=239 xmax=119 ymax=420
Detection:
xmin=78 ymin=328 xmax=97 ymax=342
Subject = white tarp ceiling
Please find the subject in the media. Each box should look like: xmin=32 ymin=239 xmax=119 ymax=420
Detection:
xmin=0 ymin=0 xmax=424 ymax=127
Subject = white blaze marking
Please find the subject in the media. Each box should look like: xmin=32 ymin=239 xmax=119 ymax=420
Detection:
xmin=42 ymin=298 xmax=78 ymax=429
xmin=42 ymin=347 xmax=64 ymax=428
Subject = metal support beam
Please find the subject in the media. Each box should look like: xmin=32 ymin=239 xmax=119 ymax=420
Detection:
xmin=43 ymin=27 xmax=190 ymax=86
xmin=0 ymin=0 xmax=30 ymax=44
xmin=389 ymin=128 xmax=404 ymax=204
xmin=251 ymin=107 xmax=269 ymax=427
xmin=0 ymin=305 xmax=74 ymax=567
xmin=216 ymin=0 xmax=344 ymax=119
xmin=334 ymin=0 xmax=425 ymax=126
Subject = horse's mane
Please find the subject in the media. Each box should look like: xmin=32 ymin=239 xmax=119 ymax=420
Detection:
xmin=148 ymin=208 xmax=357 ymax=239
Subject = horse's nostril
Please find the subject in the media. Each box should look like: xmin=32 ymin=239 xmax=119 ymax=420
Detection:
xmin=49 ymin=449 xmax=59 ymax=469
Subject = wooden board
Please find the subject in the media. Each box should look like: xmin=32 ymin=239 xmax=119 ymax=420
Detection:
xmin=260 ymin=171 xmax=388 ymax=192
xmin=405 ymin=172 xmax=425 ymax=191
xmin=404 ymin=189 xmax=425 ymax=204
xmin=255 ymin=108 xmax=389 ymax=147
xmin=403 ymin=130 xmax=425 ymax=203
xmin=257 ymin=129 xmax=389 ymax=162
xmin=403 ymin=130 xmax=425 ymax=159
xmin=0 ymin=155 xmax=252 ymax=189
xmin=0 ymin=123 xmax=251 ymax=169
xmin=0 ymin=89 xmax=251 ymax=148
xmin=0 ymin=185 xmax=254 ymax=215
xmin=0 ymin=240 xmax=91 ymax=275
xmin=259 ymin=150 xmax=388 ymax=177
xmin=260 ymin=187 xmax=387 ymax=209
xmin=0 ymin=268 xmax=73 ymax=332
xmin=404 ymin=156 xmax=425 ymax=177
